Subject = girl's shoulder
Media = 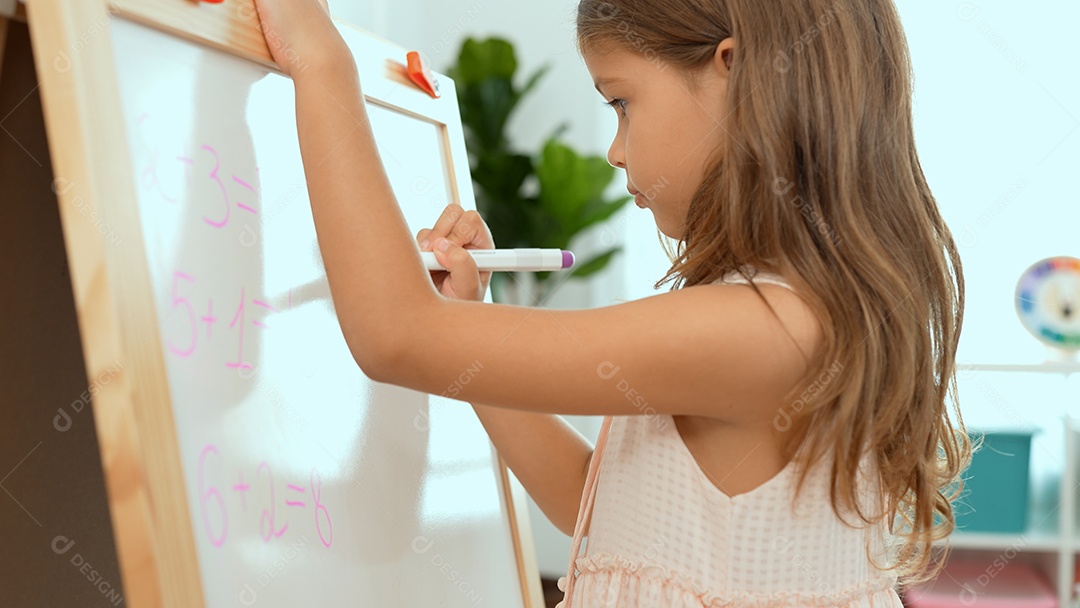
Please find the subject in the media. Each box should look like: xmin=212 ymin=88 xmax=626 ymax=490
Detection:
xmin=708 ymin=264 xmax=821 ymax=380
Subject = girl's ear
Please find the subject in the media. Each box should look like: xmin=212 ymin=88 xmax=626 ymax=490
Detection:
xmin=714 ymin=37 xmax=736 ymax=77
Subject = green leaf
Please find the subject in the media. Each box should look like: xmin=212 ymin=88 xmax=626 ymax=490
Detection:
xmin=535 ymin=139 xmax=622 ymax=234
xmin=523 ymin=205 xmax=566 ymax=249
xmin=534 ymin=140 xmax=592 ymax=225
xmin=473 ymin=151 xmax=532 ymax=207
xmin=484 ymin=197 xmax=534 ymax=248
xmin=570 ymin=247 xmax=622 ymax=278
xmin=548 ymin=122 xmax=570 ymax=142
xmin=520 ymin=64 xmax=551 ymax=98
xmin=454 ymin=38 xmax=517 ymax=84
xmin=578 ymin=195 xmax=632 ymax=230
xmin=448 ymin=36 xmax=628 ymax=302
xmin=458 ymin=78 xmax=518 ymax=150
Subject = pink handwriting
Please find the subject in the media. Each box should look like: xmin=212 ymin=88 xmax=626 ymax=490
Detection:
xmin=197 ymin=445 xmax=228 ymax=547
xmin=202 ymin=299 xmax=217 ymax=339
xmin=133 ymin=122 xmax=259 ymax=228
xmin=253 ymin=300 xmax=278 ymax=312
xmin=168 ymin=272 xmax=197 ymax=358
xmin=166 ymin=273 xmax=275 ymax=370
xmin=196 ymin=445 xmax=333 ymax=548
xmin=233 ymin=475 xmax=250 ymax=513
xmin=200 ymin=145 xmax=230 ymax=228
xmin=311 ymin=469 xmax=333 ymax=547
xmin=226 ymin=288 xmax=253 ymax=370
xmin=233 ymin=175 xmax=258 ymax=214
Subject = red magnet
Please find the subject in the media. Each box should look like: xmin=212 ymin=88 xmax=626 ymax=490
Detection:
xmin=406 ymin=51 xmax=441 ymax=99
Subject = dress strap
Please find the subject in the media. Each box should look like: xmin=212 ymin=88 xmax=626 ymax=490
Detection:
xmin=557 ymin=416 xmax=614 ymax=607
xmin=718 ymin=270 xmax=795 ymax=292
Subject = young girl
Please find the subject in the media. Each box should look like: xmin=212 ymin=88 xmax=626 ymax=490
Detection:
xmin=253 ymin=0 xmax=969 ymax=605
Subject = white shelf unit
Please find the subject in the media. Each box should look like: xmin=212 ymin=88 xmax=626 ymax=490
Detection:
xmin=937 ymin=362 xmax=1080 ymax=607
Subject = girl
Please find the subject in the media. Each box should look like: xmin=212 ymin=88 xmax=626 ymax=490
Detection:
xmin=253 ymin=0 xmax=969 ymax=606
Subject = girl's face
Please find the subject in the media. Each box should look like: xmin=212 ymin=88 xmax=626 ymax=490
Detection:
xmin=582 ymin=42 xmax=733 ymax=239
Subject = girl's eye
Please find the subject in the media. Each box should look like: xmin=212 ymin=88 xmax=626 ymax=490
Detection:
xmin=603 ymin=98 xmax=628 ymax=116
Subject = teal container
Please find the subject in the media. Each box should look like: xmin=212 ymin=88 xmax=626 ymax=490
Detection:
xmin=953 ymin=430 xmax=1034 ymax=533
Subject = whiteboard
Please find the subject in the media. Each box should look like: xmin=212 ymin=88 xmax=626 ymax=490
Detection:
xmin=110 ymin=15 xmax=526 ymax=607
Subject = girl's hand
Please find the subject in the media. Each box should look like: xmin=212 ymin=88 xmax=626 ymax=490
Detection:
xmin=251 ymin=0 xmax=350 ymax=78
xmin=416 ymin=204 xmax=494 ymax=302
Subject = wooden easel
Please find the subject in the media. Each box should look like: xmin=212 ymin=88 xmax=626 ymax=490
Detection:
xmin=1 ymin=4 xmax=129 ymax=606
xmin=1 ymin=1 xmax=543 ymax=606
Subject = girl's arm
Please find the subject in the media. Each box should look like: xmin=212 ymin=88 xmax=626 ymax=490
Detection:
xmin=410 ymin=193 xmax=595 ymax=538
xmin=254 ymin=1 xmax=822 ymax=425
xmin=411 ymin=205 xmax=594 ymax=537
xmin=471 ymin=406 xmax=592 ymax=536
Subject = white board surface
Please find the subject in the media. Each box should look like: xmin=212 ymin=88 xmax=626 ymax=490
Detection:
xmin=110 ymin=16 xmax=524 ymax=607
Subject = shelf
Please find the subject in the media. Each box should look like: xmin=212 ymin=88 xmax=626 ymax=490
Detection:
xmin=958 ymin=362 xmax=1080 ymax=374
xmin=932 ymin=366 xmax=1080 ymax=608
xmin=938 ymin=506 xmax=1064 ymax=552
xmin=941 ymin=530 xmax=1063 ymax=552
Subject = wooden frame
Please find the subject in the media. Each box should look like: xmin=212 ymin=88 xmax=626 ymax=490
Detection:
xmin=25 ymin=1 xmax=543 ymax=606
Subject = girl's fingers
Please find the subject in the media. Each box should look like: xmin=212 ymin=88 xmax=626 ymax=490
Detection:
xmin=427 ymin=203 xmax=466 ymax=242
xmin=432 ymin=238 xmax=483 ymax=301
xmin=423 ymin=205 xmax=496 ymax=251
xmin=252 ymin=0 xmax=344 ymax=76
xmin=416 ymin=228 xmax=433 ymax=250
xmin=453 ymin=210 xmax=495 ymax=250
xmin=419 ymin=206 xmax=495 ymax=300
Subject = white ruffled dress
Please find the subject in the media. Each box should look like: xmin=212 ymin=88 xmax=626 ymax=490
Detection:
xmin=557 ymin=271 xmax=904 ymax=608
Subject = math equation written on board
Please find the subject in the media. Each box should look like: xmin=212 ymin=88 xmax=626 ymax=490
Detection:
xmin=134 ymin=114 xmax=334 ymax=550
xmin=136 ymin=112 xmax=295 ymax=372
xmin=164 ymin=271 xmax=284 ymax=371
xmin=198 ymin=445 xmax=333 ymax=549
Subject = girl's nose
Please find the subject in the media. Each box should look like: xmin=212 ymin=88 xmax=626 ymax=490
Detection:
xmin=606 ymin=138 xmax=626 ymax=169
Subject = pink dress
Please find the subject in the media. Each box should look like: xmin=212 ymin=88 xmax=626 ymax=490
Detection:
xmin=557 ymin=270 xmax=904 ymax=608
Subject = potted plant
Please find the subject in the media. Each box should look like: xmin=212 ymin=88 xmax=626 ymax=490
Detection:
xmin=448 ymin=37 xmax=631 ymax=306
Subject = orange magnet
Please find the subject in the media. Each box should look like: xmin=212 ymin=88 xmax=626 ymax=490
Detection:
xmin=406 ymin=51 xmax=441 ymax=99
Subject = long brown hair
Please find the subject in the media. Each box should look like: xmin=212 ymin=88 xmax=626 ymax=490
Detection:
xmin=579 ymin=0 xmax=969 ymax=585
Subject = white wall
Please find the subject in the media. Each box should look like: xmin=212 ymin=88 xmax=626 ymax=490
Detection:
xmin=330 ymin=0 xmax=631 ymax=577
xmin=894 ymin=1 xmax=1080 ymax=365
xmin=330 ymin=0 xmax=1080 ymax=579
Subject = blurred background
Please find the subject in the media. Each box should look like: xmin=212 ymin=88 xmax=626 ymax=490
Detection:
xmin=331 ymin=0 xmax=1080 ymax=595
